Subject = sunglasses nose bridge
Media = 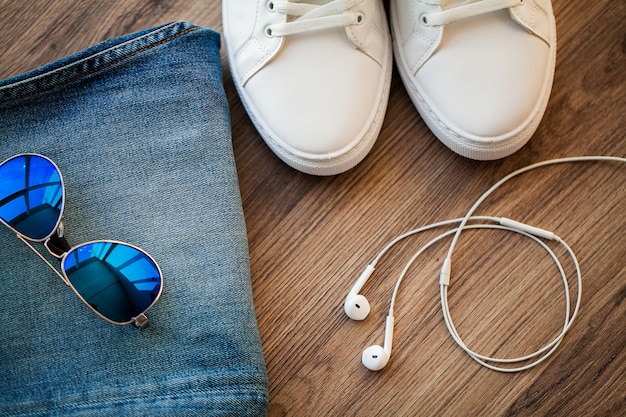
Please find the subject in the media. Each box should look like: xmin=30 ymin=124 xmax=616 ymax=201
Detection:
xmin=44 ymin=227 xmax=71 ymax=258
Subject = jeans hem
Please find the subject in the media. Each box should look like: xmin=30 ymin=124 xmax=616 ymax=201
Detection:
xmin=0 ymin=21 xmax=213 ymax=105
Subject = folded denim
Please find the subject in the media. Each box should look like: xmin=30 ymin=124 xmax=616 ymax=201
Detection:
xmin=0 ymin=22 xmax=268 ymax=416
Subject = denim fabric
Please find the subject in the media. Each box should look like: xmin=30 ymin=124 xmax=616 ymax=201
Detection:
xmin=0 ymin=22 xmax=268 ymax=416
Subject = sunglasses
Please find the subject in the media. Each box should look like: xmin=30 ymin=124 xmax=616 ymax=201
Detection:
xmin=0 ymin=153 xmax=163 ymax=328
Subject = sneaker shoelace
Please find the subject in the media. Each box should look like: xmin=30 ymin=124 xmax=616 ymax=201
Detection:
xmin=265 ymin=0 xmax=366 ymax=37
xmin=420 ymin=0 xmax=525 ymax=26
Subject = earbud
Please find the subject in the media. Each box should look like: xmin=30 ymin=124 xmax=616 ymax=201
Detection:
xmin=362 ymin=315 xmax=394 ymax=371
xmin=344 ymin=294 xmax=370 ymax=321
xmin=362 ymin=345 xmax=389 ymax=371
xmin=344 ymin=264 xmax=375 ymax=321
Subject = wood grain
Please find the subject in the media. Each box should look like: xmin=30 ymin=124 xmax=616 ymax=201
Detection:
xmin=1 ymin=1 xmax=624 ymax=415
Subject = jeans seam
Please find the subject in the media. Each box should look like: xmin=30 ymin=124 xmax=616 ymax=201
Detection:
xmin=0 ymin=23 xmax=199 ymax=103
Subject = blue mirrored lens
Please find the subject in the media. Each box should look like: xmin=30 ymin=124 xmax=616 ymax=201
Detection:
xmin=0 ymin=154 xmax=63 ymax=240
xmin=62 ymin=241 xmax=162 ymax=324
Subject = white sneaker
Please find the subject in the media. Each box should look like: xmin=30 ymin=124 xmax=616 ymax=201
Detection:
xmin=390 ymin=0 xmax=557 ymax=160
xmin=223 ymin=0 xmax=393 ymax=175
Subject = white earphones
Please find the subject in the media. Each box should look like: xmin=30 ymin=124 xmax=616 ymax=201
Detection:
xmin=345 ymin=156 xmax=626 ymax=372
xmin=361 ymin=315 xmax=394 ymax=371
xmin=346 ymin=217 xmax=569 ymax=371
xmin=344 ymin=264 xmax=374 ymax=321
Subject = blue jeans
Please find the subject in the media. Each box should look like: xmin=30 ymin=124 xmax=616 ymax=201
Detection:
xmin=0 ymin=22 xmax=268 ymax=416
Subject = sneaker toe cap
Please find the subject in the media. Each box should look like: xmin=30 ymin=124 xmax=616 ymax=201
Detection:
xmin=418 ymin=11 xmax=552 ymax=141
xmin=244 ymin=29 xmax=388 ymax=160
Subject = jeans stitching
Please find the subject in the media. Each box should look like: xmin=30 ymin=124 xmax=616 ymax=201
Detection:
xmin=0 ymin=23 xmax=199 ymax=103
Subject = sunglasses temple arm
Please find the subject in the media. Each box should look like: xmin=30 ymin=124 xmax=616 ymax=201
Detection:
xmin=16 ymin=235 xmax=70 ymax=286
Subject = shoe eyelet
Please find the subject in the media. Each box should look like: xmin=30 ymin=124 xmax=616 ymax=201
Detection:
xmin=264 ymin=26 xmax=274 ymax=37
xmin=419 ymin=14 xmax=429 ymax=26
xmin=266 ymin=1 xmax=275 ymax=12
xmin=356 ymin=12 xmax=365 ymax=25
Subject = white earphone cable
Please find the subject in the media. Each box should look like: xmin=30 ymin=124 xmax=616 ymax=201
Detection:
xmin=352 ymin=155 xmax=624 ymax=372
xmin=388 ymin=218 xmax=514 ymax=312
xmin=437 ymin=156 xmax=622 ymax=371
xmin=441 ymin=156 xmax=626 ymax=280
xmin=382 ymin=218 xmax=580 ymax=372
xmin=440 ymin=233 xmax=581 ymax=372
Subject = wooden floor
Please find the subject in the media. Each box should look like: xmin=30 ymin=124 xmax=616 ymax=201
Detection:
xmin=2 ymin=1 xmax=624 ymax=416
